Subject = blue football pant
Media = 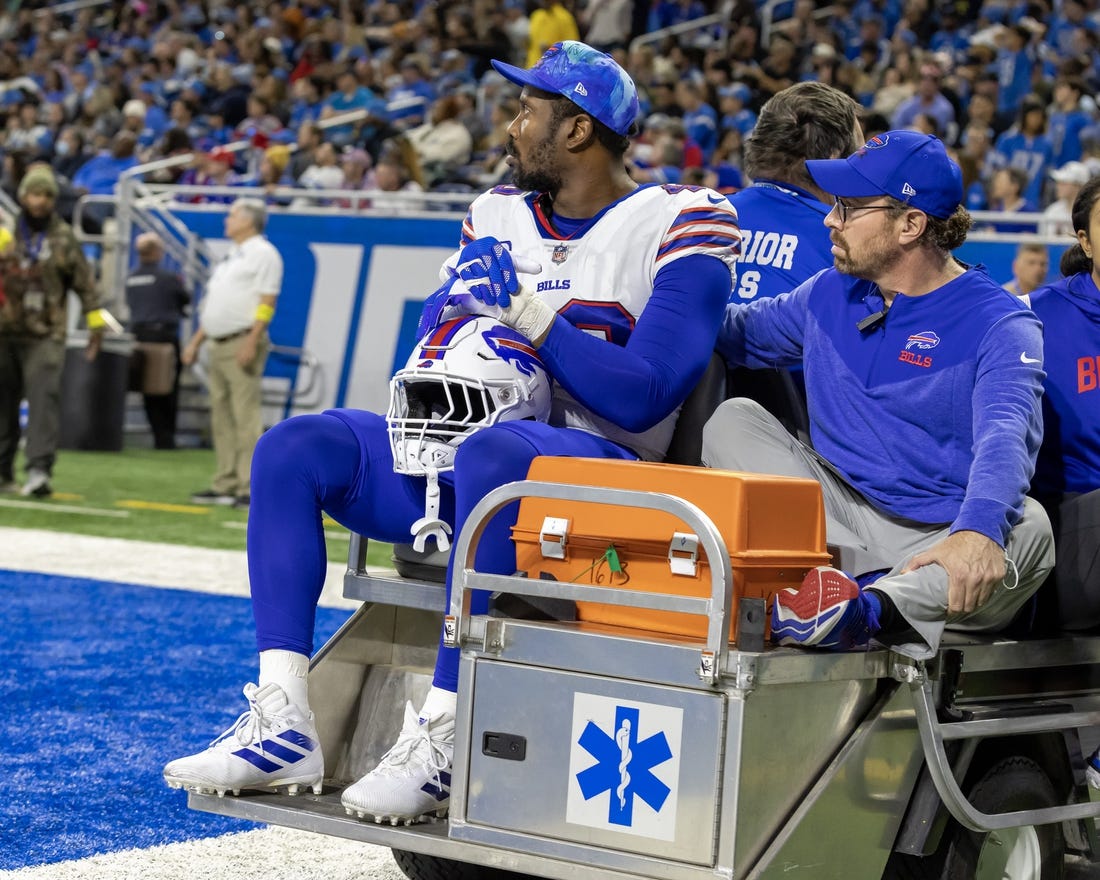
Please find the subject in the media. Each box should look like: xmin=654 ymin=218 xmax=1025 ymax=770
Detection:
xmin=247 ymin=410 xmax=636 ymax=691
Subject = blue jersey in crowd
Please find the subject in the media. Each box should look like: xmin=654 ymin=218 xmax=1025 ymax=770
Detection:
xmin=1048 ymin=108 xmax=1092 ymax=166
xmin=682 ymin=103 xmax=718 ymax=161
xmin=726 ymin=180 xmax=833 ymax=302
xmin=993 ymin=130 xmax=1054 ymax=204
xmin=997 ymin=48 xmax=1034 ymax=115
xmin=716 ymin=265 xmax=1044 ymax=544
xmin=1030 ymin=272 xmax=1100 ymax=495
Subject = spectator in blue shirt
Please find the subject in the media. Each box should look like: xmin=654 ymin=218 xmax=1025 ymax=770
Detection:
xmin=6 ymin=101 xmax=53 ymax=158
xmin=648 ymin=0 xmax=706 ymax=32
xmin=844 ymin=17 xmax=889 ymax=65
xmin=72 ymin=130 xmax=140 ymax=197
xmin=386 ymin=55 xmax=437 ymax=131
xmin=287 ymin=76 xmax=322 ymax=130
xmin=718 ymin=84 xmax=757 ymax=137
xmin=996 ymin=24 xmax=1035 ymax=116
xmin=1046 ymin=0 xmax=1097 ymax=57
xmin=993 ymin=98 xmax=1055 ymax=206
xmin=892 ymin=62 xmax=956 ymax=139
xmin=929 ymin=9 xmax=971 ymax=60
xmin=1049 ymin=77 xmax=1093 ymax=167
xmin=324 ymin=68 xmax=386 ymax=146
xmin=676 ymin=78 xmax=718 ymax=162
xmin=71 ymin=130 xmax=141 ymax=233
xmin=168 ymin=97 xmax=209 ymax=147
xmin=987 ymin=166 xmax=1038 ymax=233
xmin=121 ymin=99 xmax=158 ymax=151
xmin=958 ymin=123 xmax=996 ymax=210
xmin=135 ymin=83 xmax=170 ymax=140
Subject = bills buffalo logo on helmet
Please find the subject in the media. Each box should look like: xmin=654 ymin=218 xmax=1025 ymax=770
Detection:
xmin=482 ymin=326 xmax=542 ymax=377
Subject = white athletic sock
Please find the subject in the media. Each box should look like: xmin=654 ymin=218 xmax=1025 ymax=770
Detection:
xmin=258 ymin=649 xmax=311 ymax=715
xmin=419 ymin=685 xmax=457 ymax=721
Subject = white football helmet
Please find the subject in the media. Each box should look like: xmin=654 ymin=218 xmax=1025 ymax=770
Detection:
xmin=387 ymin=315 xmax=552 ymax=476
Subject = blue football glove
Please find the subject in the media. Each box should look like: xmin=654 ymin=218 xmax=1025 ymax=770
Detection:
xmin=455 ymin=237 xmax=541 ymax=308
xmin=416 ymin=274 xmax=467 ymax=338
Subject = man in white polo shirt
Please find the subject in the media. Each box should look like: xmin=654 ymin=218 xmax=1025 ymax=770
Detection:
xmin=183 ymin=197 xmax=282 ymax=508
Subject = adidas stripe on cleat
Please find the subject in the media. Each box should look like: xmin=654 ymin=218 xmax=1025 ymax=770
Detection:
xmin=163 ymin=682 xmax=324 ymax=797
xmin=771 ymin=566 xmax=878 ymax=650
xmin=341 ymin=701 xmax=454 ymax=825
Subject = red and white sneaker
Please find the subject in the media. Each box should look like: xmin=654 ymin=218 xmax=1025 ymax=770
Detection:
xmin=771 ymin=566 xmax=879 ymax=650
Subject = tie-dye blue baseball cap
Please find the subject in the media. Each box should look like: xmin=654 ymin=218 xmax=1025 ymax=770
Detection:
xmin=491 ymin=41 xmax=639 ymax=137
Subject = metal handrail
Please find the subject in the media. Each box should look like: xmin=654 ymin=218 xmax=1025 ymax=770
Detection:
xmin=629 ymin=4 xmax=732 ymax=52
xmin=446 ymin=480 xmax=735 ymax=685
xmin=33 ymin=0 xmax=112 ymax=15
xmin=907 ymin=666 xmax=1100 ymax=832
xmin=0 ymin=187 xmax=18 ymax=224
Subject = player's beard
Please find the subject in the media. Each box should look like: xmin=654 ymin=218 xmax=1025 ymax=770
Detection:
xmin=508 ymin=132 xmax=563 ymax=195
xmin=831 ymin=228 xmax=903 ymax=280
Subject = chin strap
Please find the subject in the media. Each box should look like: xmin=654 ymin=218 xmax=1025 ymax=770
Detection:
xmin=410 ymin=466 xmax=452 ymax=553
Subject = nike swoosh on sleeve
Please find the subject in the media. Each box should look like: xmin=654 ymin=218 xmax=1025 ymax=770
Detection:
xmin=1020 ymin=352 xmax=1041 ymax=364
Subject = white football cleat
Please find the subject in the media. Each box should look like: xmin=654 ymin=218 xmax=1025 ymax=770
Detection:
xmin=163 ymin=682 xmax=324 ymax=797
xmin=341 ymin=701 xmax=454 ymax=825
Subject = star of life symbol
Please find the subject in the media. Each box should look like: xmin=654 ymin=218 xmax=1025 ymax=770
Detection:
xmin=566 ymin=693 xmax=682 ymax=840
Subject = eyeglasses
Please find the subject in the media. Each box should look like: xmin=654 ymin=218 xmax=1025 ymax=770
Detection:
xmin=832 ymin=197 xmax=896 ymax=225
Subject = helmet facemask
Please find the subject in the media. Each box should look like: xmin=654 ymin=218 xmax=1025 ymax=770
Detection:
xmin=386 ymin=315 xmax=553 ymax=551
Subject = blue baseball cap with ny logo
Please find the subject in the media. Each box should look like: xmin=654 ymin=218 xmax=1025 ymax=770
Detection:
xmin=491 ymin=41 xmax=639 ymax=137
xmin=806 ymin=130 xmax=963 ymax=219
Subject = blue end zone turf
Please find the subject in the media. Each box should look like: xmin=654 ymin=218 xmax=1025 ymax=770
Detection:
xmin=1 ymin=570 xmax=352 ymax=870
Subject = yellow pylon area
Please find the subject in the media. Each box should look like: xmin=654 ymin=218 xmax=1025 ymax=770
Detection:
xmin=115 ymin=499 xmax=213 ymax=515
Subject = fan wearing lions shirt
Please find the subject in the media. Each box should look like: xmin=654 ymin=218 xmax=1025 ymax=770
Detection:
xmin=704 ymin=131 xmax=1054 ymax=659
xmin=163 ymin=42 xmax=740 ymax=826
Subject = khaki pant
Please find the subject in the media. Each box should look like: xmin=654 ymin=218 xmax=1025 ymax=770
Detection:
xmin=207 ymin=334 xmax=268 ymax=497
xmin=702 ymin=398 xmax=1055 ymax=659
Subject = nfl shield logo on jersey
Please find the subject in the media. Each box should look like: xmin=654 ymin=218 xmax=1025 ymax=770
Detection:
xmin=552 ymin=244 xmax=570 ymax=264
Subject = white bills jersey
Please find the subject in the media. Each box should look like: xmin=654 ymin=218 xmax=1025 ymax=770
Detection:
xmin=444 ymin=183 xmax=740 ymax=459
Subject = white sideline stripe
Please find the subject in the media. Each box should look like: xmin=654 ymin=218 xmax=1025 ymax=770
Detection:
xmin=0 ymin=527 xmax=358 ymax=611
xmin=0 ymin=827 xmax=406 ymax=880
xmin=0 ymin=498 xmax=130 ymax=518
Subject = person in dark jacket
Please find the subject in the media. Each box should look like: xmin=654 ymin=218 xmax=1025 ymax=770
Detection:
xmin=125 ymin=232 xmax=190 ymax=449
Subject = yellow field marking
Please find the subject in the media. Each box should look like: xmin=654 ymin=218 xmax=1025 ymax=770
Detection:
xmin=51 ymin=492 xmax=84 ymax=502
xmin=115 ymin=499 xmax=213 ymax=515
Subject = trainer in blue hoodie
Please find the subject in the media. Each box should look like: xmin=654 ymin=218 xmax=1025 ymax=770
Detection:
xmin=1029 ymin=180 xmax=1100 ymax=633
xmin=704 ymin=130 xmax=1055 ymax=659
xmin=1031 ymin=178 xmax=1100 ymax=791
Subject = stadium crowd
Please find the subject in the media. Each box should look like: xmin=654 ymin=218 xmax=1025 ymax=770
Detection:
xmin=1 ymin=0 xmax=1100 ymax=222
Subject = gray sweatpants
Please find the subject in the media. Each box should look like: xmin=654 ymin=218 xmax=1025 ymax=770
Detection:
xmin=702 ymin=399 xmax=1055 ymax=659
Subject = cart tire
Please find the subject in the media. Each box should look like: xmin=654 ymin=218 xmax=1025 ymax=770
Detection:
xmin=392 ymin=848 xmax=533 ymax=880
xmin=883 ymin=756 xmax=1065 ymax=880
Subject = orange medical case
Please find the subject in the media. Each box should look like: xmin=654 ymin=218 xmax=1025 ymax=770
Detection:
xmin=511 ymin=457 xmax=831 ymax=643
